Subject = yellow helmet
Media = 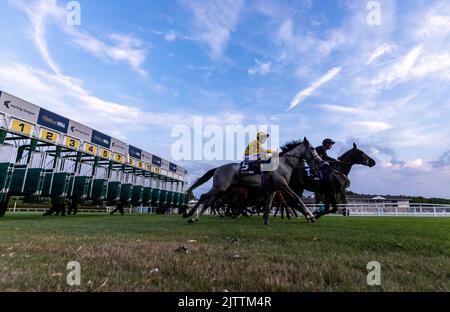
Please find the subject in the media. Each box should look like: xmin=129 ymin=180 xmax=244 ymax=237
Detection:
xmin=257 ymin=131 xmax=269 ymax=139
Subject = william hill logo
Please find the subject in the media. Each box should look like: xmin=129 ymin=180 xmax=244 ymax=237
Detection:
xmin=93 ymin=135 xmax=109 ymax=145
xmin=43 ymin=115 xmax=66 ymax=129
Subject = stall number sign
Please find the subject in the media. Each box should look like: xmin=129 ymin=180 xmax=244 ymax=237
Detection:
xmin=64 ymin=136 xmax=81 ymax=150
xmin=10 ymin=118 xmax=33 ymax=136
xmin=137 ymin=161 xmax=144 ymax=169
xmin=129 ymin=158 xmax=135 ymax=167
xmin=40 ymin=129 xmax=59 ymax=143
xmin=114 ymin=153 xmax=125 ymax=163
xmin=84 ymin=143 xmax=98 ymax=155
xmin=100 ymin=148 xmax=111 ymax=160
xmin=146 ymin=163 xmax=152 ymax=172
xmin=153 ymin=167 xmax=161 ymax=174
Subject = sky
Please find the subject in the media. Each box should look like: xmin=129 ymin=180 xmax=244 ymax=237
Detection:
xmin=0 ymin=0 xmax=449 ymax=198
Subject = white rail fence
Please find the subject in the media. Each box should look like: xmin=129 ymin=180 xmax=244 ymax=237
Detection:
xmin=5 ymin=203 xmax=450 ymax=217
xmin=304 ymin=203 xmax=450 ymax=217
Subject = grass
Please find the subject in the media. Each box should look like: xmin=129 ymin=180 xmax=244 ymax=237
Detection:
xmin=0 ymin=213 xmax=449 ymax=292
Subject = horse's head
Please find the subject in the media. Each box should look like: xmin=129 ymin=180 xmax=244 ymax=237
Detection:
xmin=280 ymin=137 xmax=322 ymax=163
xmin=303 ymin=137 xmax=323 ymax=163
xmin=342 ymin=143 xmax=376 ymax=167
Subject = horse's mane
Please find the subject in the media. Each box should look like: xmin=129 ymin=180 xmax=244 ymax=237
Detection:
xmin=338 ymin=148 xmax=358 ymax=161
xmin=280 ymin=139 xmax=304 ymax=155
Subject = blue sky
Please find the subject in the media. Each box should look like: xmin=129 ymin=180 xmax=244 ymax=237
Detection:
xmin=0 ymin=0 xmax=449 ymax=197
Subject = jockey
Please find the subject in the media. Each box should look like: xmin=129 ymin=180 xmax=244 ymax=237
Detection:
xmin=315 ymin=138 xmax=339 ymax=182
xmin=244 ymin=131 xmax=273 ymax=162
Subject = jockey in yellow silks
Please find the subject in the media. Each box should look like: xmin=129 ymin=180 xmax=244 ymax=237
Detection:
xmin=244 ymin=131 xmax=273 ymax=161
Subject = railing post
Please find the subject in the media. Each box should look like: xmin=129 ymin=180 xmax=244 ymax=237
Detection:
xmin=434 ymin=206 xmax=437 ymax=217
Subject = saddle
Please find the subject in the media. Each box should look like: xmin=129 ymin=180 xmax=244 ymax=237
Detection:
xmin=240 ymin=157 xmax=273 ymax=176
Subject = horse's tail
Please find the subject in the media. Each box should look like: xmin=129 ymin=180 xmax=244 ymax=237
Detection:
xmin=187 ymin=168 xmax=217 ymax=193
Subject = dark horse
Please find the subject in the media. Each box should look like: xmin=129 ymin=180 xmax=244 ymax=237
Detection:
xmin=184 ymin=138 xmax=323 ymax=225
xmin=213 ymin=143 xmax=375 ymax=220
xmin=291 ymin=143 xmax=376 ymax=219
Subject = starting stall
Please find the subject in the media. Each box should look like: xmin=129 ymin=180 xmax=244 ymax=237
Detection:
xmin=0 ymin=90 xmax=187 ymax=216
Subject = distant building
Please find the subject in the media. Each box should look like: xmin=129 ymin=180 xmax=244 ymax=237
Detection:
xmin=347 ymin=195 xmax=411 ymax=208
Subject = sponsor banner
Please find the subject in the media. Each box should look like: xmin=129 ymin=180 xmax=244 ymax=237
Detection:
xmin=67 ymin=120 xmax=93 ymax=142
xmin=0 ymin=91 xmax=40 ymax=124
xmin=91 ymin=130 xmax=111 ymax=149
xmin=142 ymin=151 xmax=153 ymax=163
xmin=176 ymin=166 xmax=185 ymax=176
xmin=169 ymin=163 xmax=177 ymax=172
xmin=129 ymin=145 xmax=142 ymax=160
xmin=37 ymin=108 xmax=69 ymax=134
xmin=161 ymin=159 xmax=170 ymax=170
xmin=152 ymin=155 xmax=162 ymax=167
xmin=110 ymin=138 xmax=127 ymax=155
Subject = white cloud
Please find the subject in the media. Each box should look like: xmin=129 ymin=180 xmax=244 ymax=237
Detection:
xmin=288 ymin=67 xmax=342 ymax=110
xmin=165 ymin=30 xmax=177 ymax=42
xmin=0 ymin=60 xmax=246 ymax=135
xmin=182 ymin=0 xmax=244 ymax=59
xmin=319 ymin=104 xmax=374 ymax=116
xmin=248 ymin=59 xmax=272 ymax=76
xmin=367 ymin=43 xmax=396 ymax=65
xmin=350 ymin=121 xmax=391 ymax=133
xmin=406 ymin=158 xmax=424 ymax=169
xmin=14 ymin=0 xmax=148 ymax=77
xmin=416 ymin=8 xmax=450 ymax=39
xmin=371 ymin=46 xmax=423 ymax=89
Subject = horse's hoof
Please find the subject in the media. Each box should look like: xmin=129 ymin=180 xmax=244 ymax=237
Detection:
xmin=188 ymin=219 xmax=195 ymax=223
xmin=182 ymin=213 xmax=190 ymax=219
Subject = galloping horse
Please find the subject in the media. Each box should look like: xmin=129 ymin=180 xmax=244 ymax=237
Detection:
xmin=184 ymin=138 xmax=323 ymax=225
xmin=291 ymin=143 xmax=376 ymax=219
xmin=205 ymin=143 xmax=376 ymax=220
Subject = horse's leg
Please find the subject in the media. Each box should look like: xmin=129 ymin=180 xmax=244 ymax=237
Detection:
xmin=263 ymin=192 xmax=276 ymax=225
xmin=274 ymin=205 xmax=280 ymax=217
xmin=183 ymin=192 xmax=211 ymax=218
xmin=329 ymin=193 xmax=338 ymax=215
xmin=192 ymin=193 xmax=221 ymax=222
xmin=281 ymin=185 xmax=315 ymax=222
xmin=290 ymin=204 xmax=299 ymax=218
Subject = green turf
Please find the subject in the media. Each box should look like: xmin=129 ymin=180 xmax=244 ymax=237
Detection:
xmin=0 ymin=213 xmax=449 ymax=292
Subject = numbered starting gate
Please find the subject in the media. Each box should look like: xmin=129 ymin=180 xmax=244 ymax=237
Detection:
xmin=131 ymin=174 xmax=145 ymax=206
xmin=88 ymin=165 xmax=109 ymax=202
xmin=0 ymin=91 xmax=187 ymax=216
xmin=141 ymin=175 xmax=153 ymax=206
xmin=9 ymin=151 xmax=47 ymax=197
